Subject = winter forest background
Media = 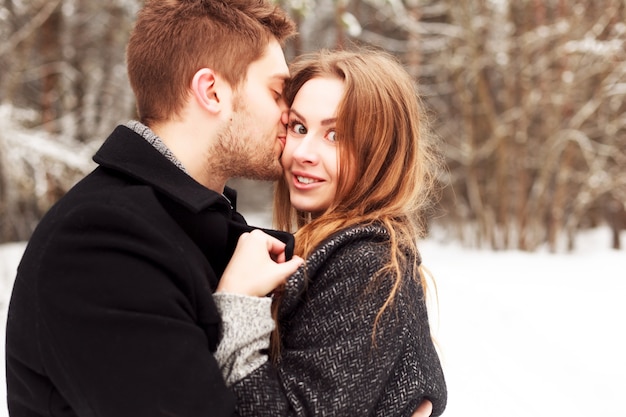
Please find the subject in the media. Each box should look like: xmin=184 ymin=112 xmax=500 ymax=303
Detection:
xmin=1 ymin=0 xmax=626 ymax=252
xmin=1 ymin=1 xmax=626 ymax=416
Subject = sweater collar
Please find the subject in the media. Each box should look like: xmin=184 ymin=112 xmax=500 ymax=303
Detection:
xmin=124 ymin=120 xmax=189 ymax=173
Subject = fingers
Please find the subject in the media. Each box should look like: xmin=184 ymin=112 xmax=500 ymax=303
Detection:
xmin=243 ymin=230 xmax=289 ymax=263
xmin=260 ymin=231 xmax=288 ymax=263
xmin=216 ymin=231 xmax=303 ymax=297
xmin=258 ymin=255 xmax=303 ymax=293
xmin=411 ymin=400 xmax=433 ymax=417
xmin=278 ymin=255 xmax=304 ymax=277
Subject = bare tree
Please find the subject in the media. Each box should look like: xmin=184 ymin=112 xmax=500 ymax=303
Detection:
xmin=405 ymin=0 xmax=626 ymax=251
xmin=290 ymin=0 xmax=626 ymax=251
xmin=1 ymin=0 xmax=624 ymax=251
xmin=0 ymin=0 xmax=139 ymax=243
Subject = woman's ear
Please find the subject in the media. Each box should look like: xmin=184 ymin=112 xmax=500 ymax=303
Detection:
xmin=191 ymin=68 xmax=221 ymax=114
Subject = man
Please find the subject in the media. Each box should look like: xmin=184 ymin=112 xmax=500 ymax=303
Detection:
xmin=6 ymin=0 xmax=300 ymax=415
xmin=6 ymin=0 xmax=434 ymax=415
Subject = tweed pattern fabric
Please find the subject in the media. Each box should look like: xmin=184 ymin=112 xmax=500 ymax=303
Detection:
xmin=232 ymin=224 xmax=447 ymax=416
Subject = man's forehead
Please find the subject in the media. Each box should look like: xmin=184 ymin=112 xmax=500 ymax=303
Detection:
xmin=262 ymin=39 xmax=289 ymax=76
xmin=243 ymin=39 xmax=289 ymax=82
xmin=270 ymin=73 xmax=289 ymax=83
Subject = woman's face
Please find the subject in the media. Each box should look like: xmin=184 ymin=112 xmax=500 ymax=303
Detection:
xmin=281 ymin=76 xmax=344 ymax=216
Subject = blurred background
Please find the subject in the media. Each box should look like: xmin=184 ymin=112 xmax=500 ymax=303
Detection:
xmin=1 ymin=2 xmax=626 ymax=415
xmin=0 ymin=0 xmax=625 ymax=253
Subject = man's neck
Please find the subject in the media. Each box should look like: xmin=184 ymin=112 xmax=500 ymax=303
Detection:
xmin=150 ymin=121 xmax=228 ymax=193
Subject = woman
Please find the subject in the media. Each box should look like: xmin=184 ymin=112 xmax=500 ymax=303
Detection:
xmin=215 ymin=49 xmax=447 ymax=416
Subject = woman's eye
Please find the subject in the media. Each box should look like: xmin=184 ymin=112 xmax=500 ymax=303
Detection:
xmin=327 ymin=130 xmax=337 ymax=142
xmin=290 ymin=122 xmax=307 ymax=135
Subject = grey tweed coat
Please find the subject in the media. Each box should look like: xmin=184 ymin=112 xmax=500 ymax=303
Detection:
xmin=231 ymin=224 xmax=447 ymax=416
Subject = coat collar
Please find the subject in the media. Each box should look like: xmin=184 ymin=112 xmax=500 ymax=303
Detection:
xmin=278 ymin=224 xmax=420 ymax=317
xmin=93 ymin=125 xmax=295 ymax=269
xmin=93 ymin=125 xmax=236 ymax=214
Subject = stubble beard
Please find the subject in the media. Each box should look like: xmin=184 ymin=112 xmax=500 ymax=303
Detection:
xmin=211 ymin=99 xmax=283 ymax=182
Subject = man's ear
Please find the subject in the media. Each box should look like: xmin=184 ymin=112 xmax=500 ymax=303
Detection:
xmin=191 ymin=68 xmax=221 ymax=114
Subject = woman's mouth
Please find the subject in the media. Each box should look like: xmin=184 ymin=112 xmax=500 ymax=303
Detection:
xmin=296 ymin=175 xmax=318 ymax=185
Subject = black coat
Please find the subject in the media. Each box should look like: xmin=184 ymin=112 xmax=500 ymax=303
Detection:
xmin=5 ymin=125 xmax=292 ymax=417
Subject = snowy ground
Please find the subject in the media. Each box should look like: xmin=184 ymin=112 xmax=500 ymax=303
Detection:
xmin=0 ymin=226 xmax=624 ymax=416
xmin=419 ymin=227 xmax=626 ymax=417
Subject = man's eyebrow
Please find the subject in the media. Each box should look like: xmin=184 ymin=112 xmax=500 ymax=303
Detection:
xmin=271 ymin=73 xmax=290 ymax=82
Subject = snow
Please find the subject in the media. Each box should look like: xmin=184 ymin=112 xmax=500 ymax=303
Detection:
xmin=420 ymin=226 xmax=626 ymax=417
xmin=0 ymin=104 xmax=97 ymax=174
xmin=0 ymin=226 xmax=624 ymax=416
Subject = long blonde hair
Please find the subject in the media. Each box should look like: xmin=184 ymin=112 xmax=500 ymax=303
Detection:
xmin=272 ymin=48 xmax=441 ymax=355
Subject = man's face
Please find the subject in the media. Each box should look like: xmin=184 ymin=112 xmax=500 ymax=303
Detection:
xmin=214 ymin=39 xmax=289 ymax=181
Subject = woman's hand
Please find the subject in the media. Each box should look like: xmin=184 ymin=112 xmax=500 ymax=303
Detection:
xmin=217 ymin=230 xmax=304 ymax=296
xmin=412 ymin=400 xmax=433 ymax=417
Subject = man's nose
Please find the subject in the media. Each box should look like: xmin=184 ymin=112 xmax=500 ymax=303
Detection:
xmin=278 ymin=97 xmax=289 ymax=115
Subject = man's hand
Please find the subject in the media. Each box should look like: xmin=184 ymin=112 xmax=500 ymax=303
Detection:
xmin=217 ymin=230 xmax=304 ymax=296
xmin=412 ymin=399 xmax=433 ymax=417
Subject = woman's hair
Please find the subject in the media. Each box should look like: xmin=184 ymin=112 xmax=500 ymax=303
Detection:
xmin=271 ymin=48 xmax=442 ymax=354
xmin=126 ymin=0 xmax=296 ymax=126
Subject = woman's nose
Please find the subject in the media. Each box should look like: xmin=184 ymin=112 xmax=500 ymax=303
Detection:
xmin=292 ymin=136 xmax=318 ymax=165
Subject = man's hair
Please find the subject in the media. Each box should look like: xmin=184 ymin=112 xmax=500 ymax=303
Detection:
xmin=126 ymin=0 xmax=296 ymax=126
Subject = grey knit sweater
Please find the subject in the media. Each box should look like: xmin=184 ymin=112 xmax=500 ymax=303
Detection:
xmin=214 ymin=224 xmax=447 ymax=416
